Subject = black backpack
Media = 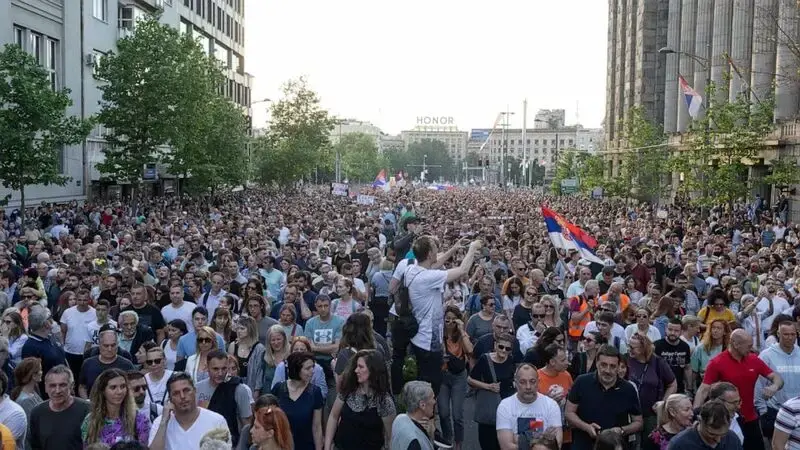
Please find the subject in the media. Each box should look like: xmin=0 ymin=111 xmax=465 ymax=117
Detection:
xmin=392 ymin=261 xmax=420 ymax=342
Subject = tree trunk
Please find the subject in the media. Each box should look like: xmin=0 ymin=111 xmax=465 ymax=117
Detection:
xmin=18 ymin=187 xmax=25 ymax=224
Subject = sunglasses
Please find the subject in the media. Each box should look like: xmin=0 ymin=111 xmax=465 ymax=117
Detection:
xmin=197 ymin=337 xmax=213 ymax=344
xmin=2 ymin=320 xmax=12 ymax=325
xmin=131 ymin=385 xmax=148 ymax=392
xmin=145 ymin=358 xmax=163 ymax=365
xmin=636 ymin=314 xmax=649 ymax=319
xmin=532 ymin=314 xmax=546 ymax=319
xmin=583 ymin=338 xmax=596 ymax=344
xmin=496 ymin=344 xmax=512 ymax=351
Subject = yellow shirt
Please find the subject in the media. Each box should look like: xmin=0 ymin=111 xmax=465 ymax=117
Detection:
xmin=0 ymin=423 xmax=15 ymax=450
xmin=698 ymin=306 xmax=736 ymax=325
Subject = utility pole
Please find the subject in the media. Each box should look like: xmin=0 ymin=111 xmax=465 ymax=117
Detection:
xmin=407 ymin=153 xmax=441 ymax=183
xmin=500 ymin=107 xmax=514 ymax=187
xmin=335 ymin=120 xmax=342 ymax=183
xmin=522 ymin=99 xmax=530 ymax=187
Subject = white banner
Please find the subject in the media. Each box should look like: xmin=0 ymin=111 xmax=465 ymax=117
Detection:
xmin=356 ymin=194 xmax=375 ymax=205
xmin=331 ymin=183 xmax=348 ymax=196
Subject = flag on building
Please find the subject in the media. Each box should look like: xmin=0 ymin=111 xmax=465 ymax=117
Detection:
xmin=541 ymin=206 xmax=603 ymax=264
xmin=679 ymin=75 xmax=703 ymax=119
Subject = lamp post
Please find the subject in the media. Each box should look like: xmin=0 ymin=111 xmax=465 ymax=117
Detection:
xmin=499 ymin=109 xmax=515 ymax=187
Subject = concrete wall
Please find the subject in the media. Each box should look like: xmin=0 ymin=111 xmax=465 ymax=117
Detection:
xmin=663 ymin=0 xmax=682 ymax=133
xmin=751 ymin=0 xmax=778 ymax=106
xmin=729 ymin=0 xmax=755 ymax=101
xmin=711 ymin=0 xmax=733 ymax=105
xmin=775 ymin=0 xmax=800 ymax=120
xmin=677 ymin=0 xmax=697 ymax=132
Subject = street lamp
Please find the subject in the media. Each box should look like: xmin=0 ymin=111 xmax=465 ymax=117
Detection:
xmin=499 ymin=111 xmax=515 ymax=187
xmin=251 ymin=98 xmax=272 ymax=105
xmin=658 ymin=47 xmax=709 ymax=69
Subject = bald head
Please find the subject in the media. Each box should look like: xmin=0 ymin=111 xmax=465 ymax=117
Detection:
xmin=730 ymin=329 xmax=750 ymax=345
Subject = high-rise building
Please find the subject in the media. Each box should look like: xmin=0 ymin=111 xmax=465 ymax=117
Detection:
xmin=0 ymin=0 xmax=253 ymax=207
xmin=604 ymin=0 xmax=669 ymax=149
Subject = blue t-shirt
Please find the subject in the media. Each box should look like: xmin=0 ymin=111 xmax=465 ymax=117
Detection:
xmin=303 ymin=315 xmax=344 ymax=361
xmin=272 ymin=382 xmax=324 ymax=450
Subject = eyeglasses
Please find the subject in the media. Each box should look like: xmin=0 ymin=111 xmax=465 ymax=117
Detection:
xmin=544 ymin=305 xmax=555 ymax=309
xmin=636 ymin=314 xmax=649 ymax=319
xmin=583 ymin=338 xmax=596 ymax=344
xmin=496 ymin=344 xmax=512 ymax=351
xmin=145 ymin=358 xmax=163 ymax=365
xmin=131 ymin=385 xmax=147 ymax=392
xmin=2 ymin=320 xmax=12 ymax=325
xmin=197 ymin=337 xmax=213 ymax=344
xmin=532 ymin=314 xmax=546 ymax=319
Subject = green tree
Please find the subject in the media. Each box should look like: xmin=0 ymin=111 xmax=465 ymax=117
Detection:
xmin=671 ymin=83 xmax=774 ymax=209
xmin=763 ymin=156 xmax=800 ymax=188
xmin=385 ymin=148 xmax=410 ymax=175
xmin=405 ymin=139 xmax=456 ymax=182
xmin=255 ymin=77 xmax=335 ymax=186
xmin=95 ymin=16 xmax=193 ymax=183
xmin=337 ymin=133 xmax=386 ymax=183
xmin=621 ymin=106 xmax=670 ymax=200
xmin=577 ymin=154 xmax=606 ymax=193
xmin=0 ymin=44 xmax=92 ymax=218
xmin=550 ymin=149 xmax=579 ymax=194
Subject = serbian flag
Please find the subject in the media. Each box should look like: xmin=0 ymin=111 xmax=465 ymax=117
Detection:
xmin=542 ymin=207 xmax=603 ymax=264
xmin=679 ymin=75 xmax=703 ymax=118
xmin=372 ymin=169 xmax=387 ymax=189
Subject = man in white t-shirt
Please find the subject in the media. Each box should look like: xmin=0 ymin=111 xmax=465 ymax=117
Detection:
xmin=143 ymin=347 xmax=173 ymax=406
xmin=402 ymin=237 xmax=481 ymax=396
xmin=497 ymin=364 xmax=563 ymax=449
xmin=148 ymin=373 xmax=229 ymax=450
xmin=60 ymin=288 xmax=96 ymax=380
xmin=161 ymin=284 xmax=196 ymax=333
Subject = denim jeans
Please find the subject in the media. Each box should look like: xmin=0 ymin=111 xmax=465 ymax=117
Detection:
xmin=438 ymin=369 xmax=467 ymax=444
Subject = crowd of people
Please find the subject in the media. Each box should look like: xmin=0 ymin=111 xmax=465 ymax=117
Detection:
xmin=0 ymin=185 xmax=797 ymax=450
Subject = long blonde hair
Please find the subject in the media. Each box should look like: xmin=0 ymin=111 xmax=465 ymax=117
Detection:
xmin=264 ymin=324 xmax=290 ymax=367
xmin=85 ymin=369 xmax=138 ymax=444
xmin=539 ymin=295 xmax=562 ymax=329
xmin=655 ymin=393 xmax=691 ymax=427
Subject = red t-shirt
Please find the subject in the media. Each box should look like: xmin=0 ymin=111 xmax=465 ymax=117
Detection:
xmin=702 ymin=350 xmax=773 ymax=422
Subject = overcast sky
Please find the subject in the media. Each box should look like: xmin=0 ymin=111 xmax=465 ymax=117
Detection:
xmin=245 ymin=0 xmax=608 ymax=135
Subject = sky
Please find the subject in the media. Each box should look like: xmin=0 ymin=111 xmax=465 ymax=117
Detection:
xmin=245 ymin=0 xmax=608 ymax=135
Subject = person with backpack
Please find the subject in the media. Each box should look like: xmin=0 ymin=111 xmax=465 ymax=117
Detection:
xmin=127 ymin=370 xmax=162 ymax=424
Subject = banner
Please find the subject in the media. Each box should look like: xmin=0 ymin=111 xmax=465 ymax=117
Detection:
xmin=331 ymin=183 xmax=349 ymax=196
xmin=356 ymin=194 xmax=375 ymax=205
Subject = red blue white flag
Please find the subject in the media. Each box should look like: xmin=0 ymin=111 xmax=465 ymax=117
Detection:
xmin=541 ymin=206 xmax=603 ymax=264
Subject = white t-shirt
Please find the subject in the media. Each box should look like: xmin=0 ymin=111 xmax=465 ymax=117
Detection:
xmin=405 ymin=265 xmax=448 ymax=352
xmin=757 ymin=297 xmax=791 ymax=334
xmin=496 ymin=393 xmax=562 ymax=444
xmin=624 ymin=324 xmax=662 ymax=342
xmin=149 ymin=407 xmax=228 ymax=450
xmin=516 ymin=323 xmax=540 ymax=355
xmin=87 ymin=319 xmax=117 ymax=346
xmin=161 ymin=302 xmax=197 ymax=333
xmin=146 ymin=370 xmax=174 ymax=405
xmin=60 ymin=306 xmax=97 ymax=355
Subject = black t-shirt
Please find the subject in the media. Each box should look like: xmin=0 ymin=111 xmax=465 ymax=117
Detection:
xmin=123 ymin=303 xmax=166 ymax=331
xmin=79 ymin=356 xmax=135 ymax=393
xmin=512 ymin=304 xmax=532 ymax=331
xmin=469 ymin=353 xmax=516 ymax=398
xmin=98 ymin=289 xmax=118 ymax=307
xmin=654 ymin=338 xmax=691 ymax=393
xmin=567 ymin=373 xmax=641 ymax=450
xmin=599 ymin=280 xmax=612 ymax=296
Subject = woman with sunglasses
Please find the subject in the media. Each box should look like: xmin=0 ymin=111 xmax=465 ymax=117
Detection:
xmin=539 ymin=295 xmax=563 ymax=331
xmin=465 ymin=294 xmax=497 ymax=343
xmin=440 ymin=305 xmax=472 ymax=450
xmin=568 ymin=331 xmax=604 ymax=380
xmin=468 ymin=333 xmax=516 ymax=450
xmin=625 ymin=307 xmax=662 ymax=342
xmin=512 ymin=287 xmax=538 ymax=330
xmin=184 ymin=326 xmax=217 ymax=383
xmin=696 ymin=288 xmax=736 ymax=333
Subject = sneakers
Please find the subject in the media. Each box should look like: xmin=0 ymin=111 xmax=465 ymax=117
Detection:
xmin=433 ymin=430 xmax=453 ymax=449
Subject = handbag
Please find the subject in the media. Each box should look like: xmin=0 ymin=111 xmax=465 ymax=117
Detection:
xmin=473 ymin=354 xmax=501 ymax=425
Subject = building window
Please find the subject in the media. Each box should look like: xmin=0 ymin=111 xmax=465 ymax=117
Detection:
xmin=30 ymin=33 xmax=42 ymax=64
xmin=14 ymin=27 xmax=24 ymax=48
xmin=179 ymin=21 xmax=191 ymax=35
xmin=46 ymin=39 xmax=58 ymax=90
xmin=93 ymin=0 xmax=108 ymax=21
xmin=184 ymin=0 xmax=190 ymax=7
xmin=92 ymin=50 xmax=104 ymax=76
xmin=207 ymin=0 xmax=213 ymax=22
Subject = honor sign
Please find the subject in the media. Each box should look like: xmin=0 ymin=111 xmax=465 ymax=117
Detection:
xmin=416 ymin=116 xmax=455 ymax=125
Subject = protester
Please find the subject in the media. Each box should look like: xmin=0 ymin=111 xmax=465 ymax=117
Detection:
xmin=392 ymin=381 xmax=437 ymax=450
xmin=81 ymin=368 xmax=150 ymax=446
xmin=270 ymin=352 xmax=323 ymax=450
xmin=195 ymin=350 xmax=254 ymax=447
xmin=29 ymin=365 xmax=90 ymax=450
xmin=496 ymin=363 xmax=563 ymax=449
xmin=249 ymin=406 xmax=292 ymax=450
xmin=667 ymin=400 xmax=742 ymax=449
xmin=643 ymin=394 xmax=693 ymax=450
xmin=79 ymin=329 xmax=135 ymax=398
xmin=228 ymin=315 xmax=266 ymax=396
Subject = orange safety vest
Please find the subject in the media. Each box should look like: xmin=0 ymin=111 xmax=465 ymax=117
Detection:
xmin=568 ymin=295 xmax=592 ymax=339
xmin=598 ymin=293 xmax=630 ymax=315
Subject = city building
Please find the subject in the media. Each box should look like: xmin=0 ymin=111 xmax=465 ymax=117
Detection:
xmin=534 ymin=109 xmax=566 ymax=128
xmin=469 ymin=125 xmax=601 ymax=167
xmin=0 ymin=0 xmax=253 ymax=207
xmin=378 ymin=133 xmax=404 ymax=154
xmin=330 ymin=119 xmax=383 ymax=146
xmin=400 ymin=122 xmax=468 ymax=162
xmin=576 ymin=127 xmax=605 ymax=154
xmin=604 ymin=0 xmax=800 ymax=222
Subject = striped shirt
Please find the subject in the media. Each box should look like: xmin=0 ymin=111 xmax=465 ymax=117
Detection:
xmin=775 ymin=396 xmax=800 ymax=449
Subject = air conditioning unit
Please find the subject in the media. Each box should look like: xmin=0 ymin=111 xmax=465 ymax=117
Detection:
xmin=84 ymin=53 xmax=98 ymax=67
